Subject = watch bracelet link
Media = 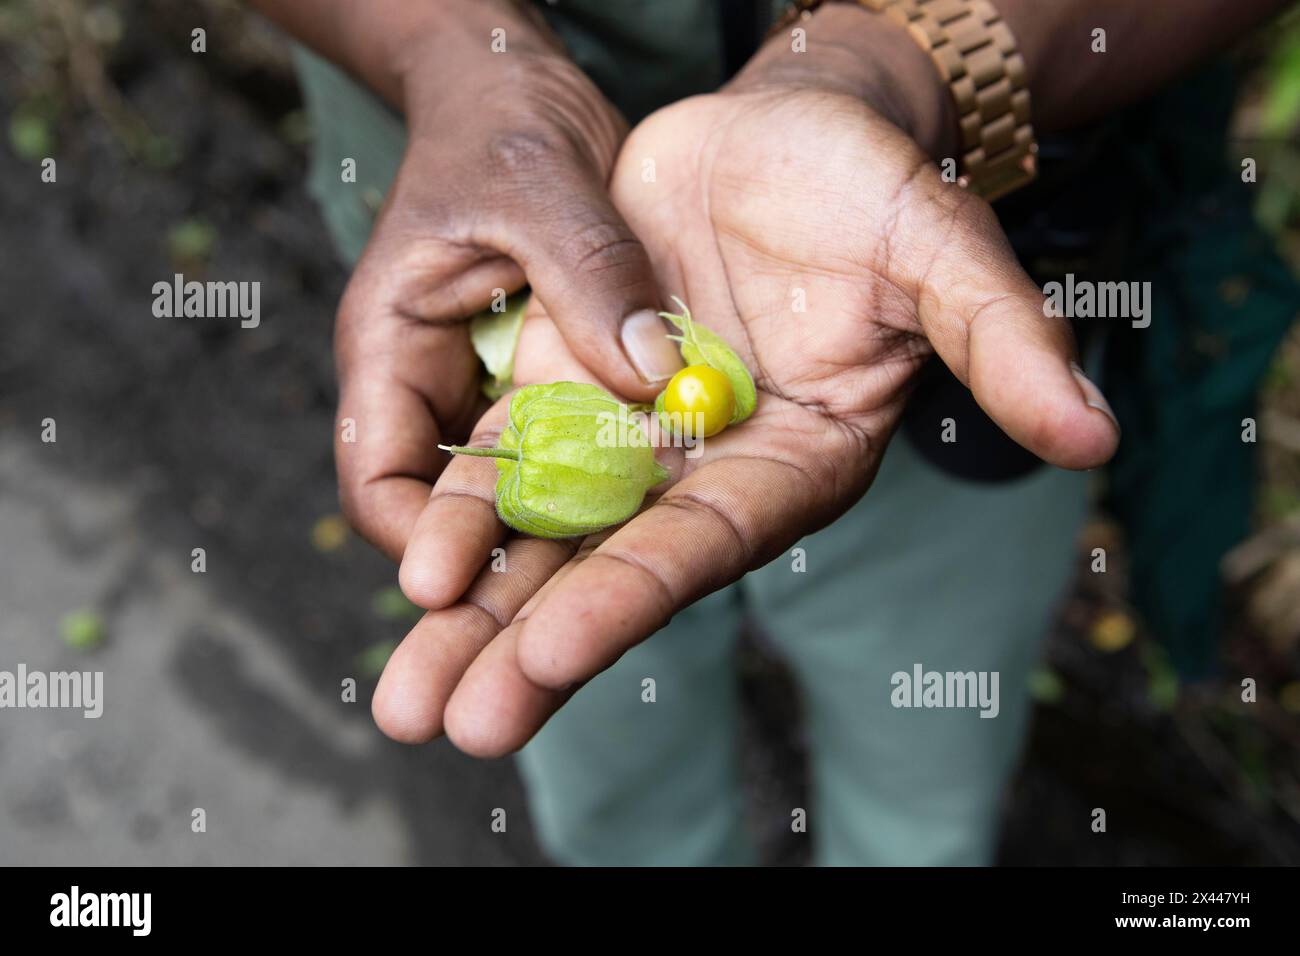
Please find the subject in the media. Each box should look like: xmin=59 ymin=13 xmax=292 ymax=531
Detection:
xmin=774 ymin=0 xmax=1038 ymax=202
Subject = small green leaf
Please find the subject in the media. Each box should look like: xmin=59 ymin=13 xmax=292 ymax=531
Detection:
xmin=141 ymin=134 xmax=181 ymax=170
xmin=658 ymin=297 xmax=756 ymax=425
xmin=167 ymin=218 xmax=218 ymax=267
xmin=61 ymin=610 xmax=105 ymax=651
xmin=1262 ymin=40 xmax=1300 ymax=136
xmin=9 ymin=112 xmax=53 ymax=162
xmin=1027 ymin=667 xmax=1064 ymax=705
xmin=370 ymin=586 xmax=423 ymax=623
xmin=470 ymin=294 xmax=528 ymax=400
xmin=355 ymin=640 xmax=399 ymax=679
xmin=1140 ymin=643 xmax=1180 ymax=712
xmin=1147 ymin=671 xmax=1180 ymax=711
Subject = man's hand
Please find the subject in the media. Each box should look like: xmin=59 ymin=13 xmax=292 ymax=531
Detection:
xmin=371 ymin=13 xmax=1121 ymax=754
xmin=299 ymin=0 xmax=684 ymax=559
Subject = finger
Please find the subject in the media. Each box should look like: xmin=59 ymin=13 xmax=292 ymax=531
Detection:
xmin=373 ymin=535 xmax=578 ymax=744
xmin=443 ymin=622 xmax=573 ymax=758
xmin=361 ymin=156 xmax=529 ymax=325
xmin=335 ymin=320 xmax=478 ymax=563
xmin=397 ymin=397 xmax=512 ymax=609
xmin=904 ymin=180 xmax=1120 ymax=470
xmin=399 ymin=299 xmax=618 ymax=611
xmin=509 ymin=308 xmax=606 ymax=388
xmin=332 ymin=229 xmax=498 ymax=562
xmin=515 ymin=453 xmax=844 ymax=690
xmin=437 ymin=529 xmax=628 ymax=752
xmin=414 ymin=256 xmax=526 ymax=323
xmin=486 ymin=159 xmax=683 ymax=400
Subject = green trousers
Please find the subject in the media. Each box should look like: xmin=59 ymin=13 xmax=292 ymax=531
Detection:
xmin=517 ymin=435 xmax=1088 ymax=865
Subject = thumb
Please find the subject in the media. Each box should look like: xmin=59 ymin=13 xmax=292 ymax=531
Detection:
xmin=905 ymin=188 xmax=1121 ymax=471
xmin=496 ymin=167 xmax=683 ymax=401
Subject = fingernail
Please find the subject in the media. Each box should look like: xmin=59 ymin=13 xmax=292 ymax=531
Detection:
xmin=620 ymin=309 xmax=683 ymax=385
xmin=1071 ymin=362 xmax=1120 ymax=435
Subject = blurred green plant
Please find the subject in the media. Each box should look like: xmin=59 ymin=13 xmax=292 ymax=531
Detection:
xmin=278 ymin=108 xmax=313 ymax=147
xmin=1027 ymin=667 xmax=1065 ymax=706
xmin=166 ymin=217 xmax=218 ymax=270
xmin=370 ymin=586 xmax=423 ymax=624
xmin=1261 ymin=18 xmax=1300 ymax=137
xmin=7 ymin=96 xmax=61 ymax=160
xmin=1141 ymin=643 xmax=1181 ymax=712
xmin=1253 ymin=10 xmax=1300 ymax=236
xmin=309 ymin=513 xmax=350 ymax=553
xmin=1262 ymin=484 xmax=1300 ymax=520
xmin=60 ymin=609 xmax=105 ymax=651
xmin=354 ymin=640 xmax=398 ymax=679
xmin=0 ymin=0 xmax=181 ymax=168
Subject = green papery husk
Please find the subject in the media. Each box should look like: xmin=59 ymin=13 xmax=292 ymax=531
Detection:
xmin=657 ymin=296 xmax=757 ymax=427
xmin=653 ymin=388 xmax=670 ymax=435
xmin=443 ymin=382 xmax=667 ymax=540
xmin=469 ymin=293 xmax=528 ymax=400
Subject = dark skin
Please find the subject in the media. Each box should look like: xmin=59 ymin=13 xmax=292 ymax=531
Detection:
xmin=252 ymin=0 xmax=683 ymax=559
xmin=252 ymin=0 xmax=1292 ymax=753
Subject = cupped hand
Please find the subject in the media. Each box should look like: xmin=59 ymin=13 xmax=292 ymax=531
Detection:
xmin=374 ymin=36 xmax=1120 ymax=756
xmin=334 ymin=0 xmax=681 ymax=561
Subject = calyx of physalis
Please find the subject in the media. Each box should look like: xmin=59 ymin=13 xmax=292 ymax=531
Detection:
xmin=653 ymin=297 xmax=756 ymax=438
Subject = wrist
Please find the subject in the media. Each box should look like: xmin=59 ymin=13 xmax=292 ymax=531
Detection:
xmin=730 ymin=4 xmax=957 ymax=158
xmin=395 ymin=3 xmax=626 ymax=175
xmin=349 ymin=0 xmax=561 ymax=114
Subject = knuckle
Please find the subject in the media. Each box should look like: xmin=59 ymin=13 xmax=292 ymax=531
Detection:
xmin=335 ymin=478 xmax=367 ymax=534
xmin=559 ymin=219 xmax=648 ymax=282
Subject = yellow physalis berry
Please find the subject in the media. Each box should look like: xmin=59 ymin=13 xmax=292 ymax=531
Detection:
xmin=661 ymin=364 xmax=735 ymax=439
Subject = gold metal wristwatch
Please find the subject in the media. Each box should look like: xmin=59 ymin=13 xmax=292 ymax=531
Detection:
xmin=774 ymin=0 xmax=1038 ymax=202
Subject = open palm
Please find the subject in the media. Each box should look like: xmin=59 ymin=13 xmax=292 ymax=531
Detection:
xmin=374 ymin=88 xmax=1118 ymax=755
